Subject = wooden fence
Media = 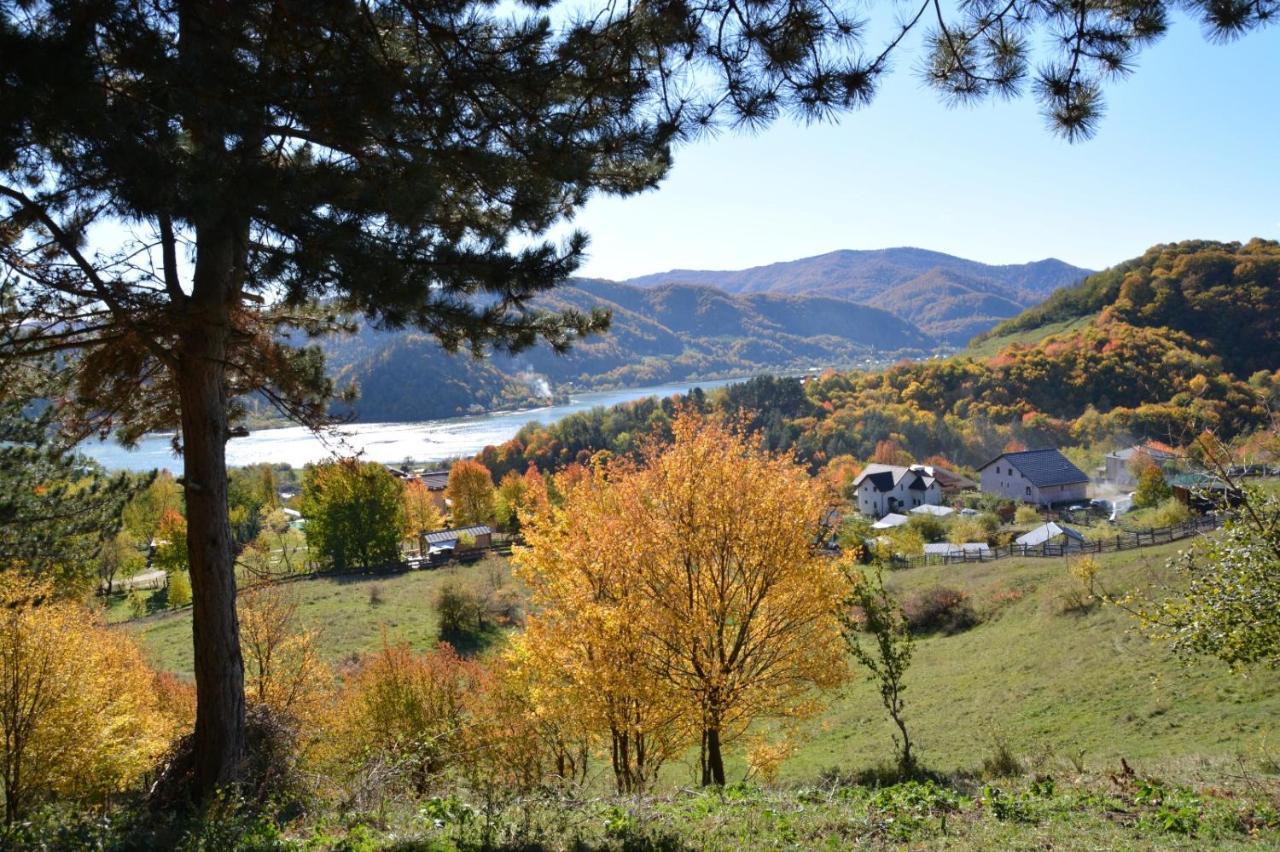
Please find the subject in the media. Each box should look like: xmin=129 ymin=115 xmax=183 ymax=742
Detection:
xmin=908 ymin=514 xmax=1221 ymax=568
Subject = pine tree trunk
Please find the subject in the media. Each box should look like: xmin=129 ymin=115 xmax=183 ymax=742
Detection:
xmin=176 ymin=308 xmax=246 ymax=799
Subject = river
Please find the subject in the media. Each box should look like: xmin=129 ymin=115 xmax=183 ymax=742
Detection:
xmin=81 ymin=377 xmax=749 ymax=472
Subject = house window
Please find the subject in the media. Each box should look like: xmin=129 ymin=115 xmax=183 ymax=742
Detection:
xmin=1025 ymin=486 xmax=1031 ymax=495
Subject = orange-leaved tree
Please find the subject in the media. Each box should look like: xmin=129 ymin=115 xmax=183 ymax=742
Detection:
xmin=516 ymin=413 xmax=849 ymax=787
xmin=445 ymin=460 xmax=495 ymax=527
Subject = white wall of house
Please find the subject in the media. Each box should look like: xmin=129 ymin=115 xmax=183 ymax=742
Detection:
xmin=855 ymin=476 xmax=942 ymax=517
xmin=980 ymin=462 xmax=1087 ymax=506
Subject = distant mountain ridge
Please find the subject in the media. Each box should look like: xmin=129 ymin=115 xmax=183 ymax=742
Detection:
xmin=323 ymin=278 xmax=931 ymax=422
xmin=615 ymin=247 xmax=1092 ymax=344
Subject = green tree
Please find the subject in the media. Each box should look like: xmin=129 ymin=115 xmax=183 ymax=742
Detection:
xmin=1140 ymin=485 xmax=1280 ymax=669
xmin=299 ymin=460 xmax=404 ymax=572
xmin=1134 ymin=465 xmax=1172 ymax=508
xmin=493 ymin=470 xmax=530 ymax=533
xmin=5 ymin=0 xmax=1272 ymax=800
xmin=167 ymin=570 xmax=193 ymax=609
xmin=0 ymin=369 xmax=137 ymax=595
xmin=839 ymin=563 xmax=916 ymax=773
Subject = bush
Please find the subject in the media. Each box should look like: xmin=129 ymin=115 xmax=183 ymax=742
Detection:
xmin=167 ymin=570 xmax=192 ymax=608
xmin=906 ymin=514 xmax=947 ymax=543
xmin=902 ymin=586 xmax=980 ymax=635
xmin=436 ymin=582 xmax=486 ymax=639
xmin=1014 ymin=506 xmax=1041 ymax=526
xmin=1148 ymin=497 xmax=1192 ymax=528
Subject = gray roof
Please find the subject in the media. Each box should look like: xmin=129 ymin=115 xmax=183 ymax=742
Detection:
xmin=910 ymin=504 xmax=954 ymax=517
xmin=1015 ymin=522 xmax=1086 ymax=547
xmin=982 ymin=448 xmax=1088 ymax=488
xmin=924 ymin=542 xmax=990 ymax=555
xmin=423 ymin=524 xmax=492 ymax=544
xmin=871 ymin=513 xmax=910 ymax=529
xmin=419 ymin=470 xmax=450 ymax=490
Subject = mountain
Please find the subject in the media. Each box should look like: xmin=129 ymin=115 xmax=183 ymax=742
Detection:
xmin=323 ymin=279 xmax=931 ymax=422
xmin=618 ymin=248 xmax=1092 ymax=344
xmin=973 ymin=238 xmax=1280 ymax=375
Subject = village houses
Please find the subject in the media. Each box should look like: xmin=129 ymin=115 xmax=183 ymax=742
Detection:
xmin=978 ymin=448 xmax=1089 ymax=507
xmin=852 ymin=464 xmax=944 ymax=517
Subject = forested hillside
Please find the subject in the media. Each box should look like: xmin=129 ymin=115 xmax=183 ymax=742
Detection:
xmin=621 ymin=247 xmax=1091 ymax=343
xmin=323 ymin=280 xmax=931 ymax=421
xmin=475 ymin=240 xmax=1280 ymax=476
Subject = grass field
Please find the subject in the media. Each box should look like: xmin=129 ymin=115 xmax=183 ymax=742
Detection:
xmin=962 ymin=313 xmax=1097 ymax=360
xmin=115 ymin=536 xmax=1280 ymax=785
xmin=114 ymin=555 xmax=513 ymax=679
xmin=783 ymin=539 xmax=1280 ymax=784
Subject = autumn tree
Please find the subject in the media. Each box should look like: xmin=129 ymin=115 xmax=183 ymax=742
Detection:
xmin=152 ymin=508 xmax=190 ymax=575
xmin=401 ymin=479 xmax=444 ymax=548
xmin=0 ymin=573 xmax=180 ymax=823
xmin=515 ymin=464 xmax=686 ymax=793
xmin=520 ymin=414 xmax=849 ymax=787
xmin=5 ymin=0 xmax=1271 ymax=801
xmin=493 ymin=470 xmax=531 ymax=533
xmin=299 ymin=459 xmax=404 ymax=572
xmin=238 ymin=585 xmax=329 ymax=726
xmin=445 ymin=460 xmax=495 ymax=527
xmin=1134 ymin=465 xmax=1172 ymax=508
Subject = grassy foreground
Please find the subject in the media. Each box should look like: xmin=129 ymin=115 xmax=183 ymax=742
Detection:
xmin=97 ymin=537 xmax=1280 ymax=849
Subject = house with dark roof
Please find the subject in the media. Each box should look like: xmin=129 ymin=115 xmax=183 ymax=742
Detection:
xmin=978 ymin=448 xmax=1089 ymax=507
xmin=852 ymin=464 xmax=943 ymax=517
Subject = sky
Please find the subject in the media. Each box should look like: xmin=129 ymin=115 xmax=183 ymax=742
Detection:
xmin=565 ymin=13 xmax=1280 ymax=280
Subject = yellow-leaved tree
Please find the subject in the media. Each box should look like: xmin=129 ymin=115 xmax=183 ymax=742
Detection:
xmin=401 ymin=479 xmax=444 ymax=549
xmin=515 ymin=465 xmax=687 ymax=793
xmin=238 ymin=584 xmax=330 ymax=728
xmin=0 ymin=573 xmax=182 ymax=823
xmin=516 ymin=413 xmax=849 ymax=787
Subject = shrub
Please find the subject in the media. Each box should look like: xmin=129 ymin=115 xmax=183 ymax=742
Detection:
xmin=906 ymin=514 xmax=947 ymax=543
xmin=368 ymin=583 xmax=385 ymax=606
xmin=902 ymin=586 xmax=979 ymax=635
xmin=982 ymin=734 xmax=1023 ymax=778
xmin=320 ymin=642 xmax=484 ymax=801
xmin=436 ymin=582 xmax=486 ymax=640
xmin=1014 ymin=506 xmax=1041 ymax=526
xmin=167 ymin=570 xmax=192 ymax=608
xmin=0 ymin=573 xmax=181 ymax=822
xmin=1148 ymin=497 xmax=1192 ymax=528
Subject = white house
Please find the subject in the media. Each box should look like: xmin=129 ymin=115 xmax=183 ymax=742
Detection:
xmin=852 ymin=464 xmax=944 ymax=517
xmin=978 ymin=448 xmax=1089 ymax=507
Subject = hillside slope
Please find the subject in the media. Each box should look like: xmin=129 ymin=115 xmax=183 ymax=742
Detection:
xmin=323 ymin=279 xmax=931 ymax=421
xmin=620 ymin=247 xmax=1092 ymax=344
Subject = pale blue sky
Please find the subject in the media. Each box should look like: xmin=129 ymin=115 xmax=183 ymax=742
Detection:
xmin=569 ymin=13 xmax=1280 ymax=279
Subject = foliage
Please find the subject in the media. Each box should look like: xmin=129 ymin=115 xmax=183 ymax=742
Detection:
xmin=435 ymin=583 xmax=487 ymax=643
xmin=839 ymin=563 xmax=916 ymax=773
xmin=400 ymin=479 xmax=444 ymax=544
xmin=1134 ymin=465 xmax=1173 ymax=508
xmin=0 ymin=372 xmax=138 ymax=595
xmin=321 ymin=642 xmax=483 ymax=801
xmin=299 ymin=459 xmax=404 ymax=572
xmin=1139 ymin=485 xmax=1280 ymax=669
xmin=1014 ymin=505 xmax=1041 ymax=526
xmin=902 ymin=587 xmax=980 ymax=636
xmin=152 ymin=509 xmax=190 ymax=575
xmin=444 ymin=460 xmax=495 ymax=527
xmin=238 ymin=585 xmax=330 ymax=726
xmin=492 ymin=470 xmax=530 ymax=532
xmin=0 ymin=573 xmax=179 ymax=823
xmin=167 ymin=570 xmax=192 ymax=609
xmin=516 ymin=413 xmax=848 ymax=787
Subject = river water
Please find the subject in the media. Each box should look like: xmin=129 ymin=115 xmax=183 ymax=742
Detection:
xmin=81 ymin=377 xmax=747 ymax=472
